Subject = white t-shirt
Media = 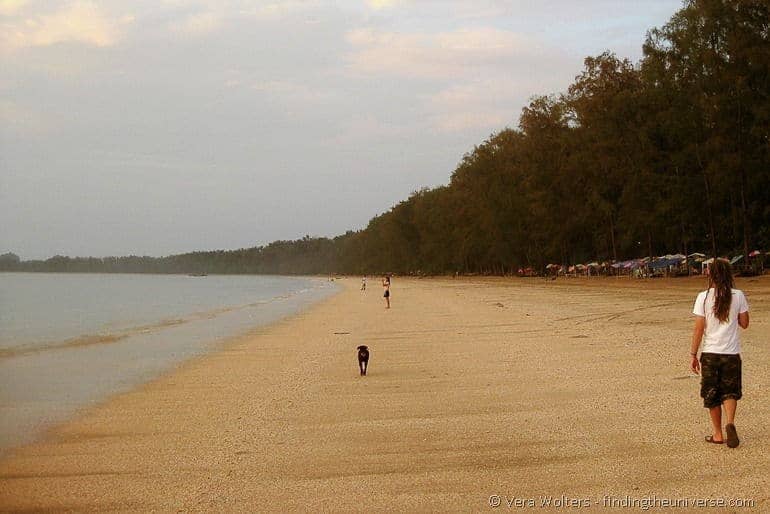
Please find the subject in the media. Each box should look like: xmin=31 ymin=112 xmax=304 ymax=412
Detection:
xmin=692 ymin=288 xmax=749 ymax=354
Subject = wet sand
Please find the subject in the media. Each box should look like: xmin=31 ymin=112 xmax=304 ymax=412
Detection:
xmin=1 ymin=276 xmax=768 ymax=512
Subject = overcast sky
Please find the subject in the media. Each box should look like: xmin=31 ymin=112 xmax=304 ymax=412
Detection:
xmin=1 ymin=0 xmax=683 ymax=259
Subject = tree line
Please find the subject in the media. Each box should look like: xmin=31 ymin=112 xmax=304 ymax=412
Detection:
xmin=3 ymin=0 xmax=768 ymax=276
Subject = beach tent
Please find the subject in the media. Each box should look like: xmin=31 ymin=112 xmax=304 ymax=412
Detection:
xmin=649 ymin=257 xmax=682 ymax=270
xmin=730 ymin=255 xmax=743 ymax=265
xmin=611 ymin=259 xmax=644 ymax=275
xmin=687 ymin=253 xmax=706 ymax=266
xmin=660 ymin=254 xmax=686 ymax=261
xmin=648 ymin=255 xmax=685 ymax=274
xmin=746 ymin=250 xmax=765 ymax=274
xmin=682 ymin=253 xmax=706 ymax=274
xmin=627 ymin=259 xmax=643 ymax=269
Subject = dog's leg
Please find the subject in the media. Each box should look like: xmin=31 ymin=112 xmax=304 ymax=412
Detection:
xmin=363 ymin=361 xmax=367 ymax=376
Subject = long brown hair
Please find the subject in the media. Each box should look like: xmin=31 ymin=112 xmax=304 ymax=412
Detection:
xmin=707 ymin=259 xmax=734 ymax=323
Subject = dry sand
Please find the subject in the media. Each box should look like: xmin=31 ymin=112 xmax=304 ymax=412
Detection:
xmin=1 ymin=276 xmax=768 ymax=512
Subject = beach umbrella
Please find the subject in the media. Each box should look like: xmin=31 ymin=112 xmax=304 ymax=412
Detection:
xmin=623 ymin=260 xmax=640 ymax=269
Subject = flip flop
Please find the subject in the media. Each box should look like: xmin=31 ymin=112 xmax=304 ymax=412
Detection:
xmin=725 ymin=423 xmax=740 ymax=448
xmin=705 ymin=436 xmax=723 ymax=444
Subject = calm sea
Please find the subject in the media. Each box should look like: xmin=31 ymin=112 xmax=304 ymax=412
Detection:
xmin=0 ymin=272 xmax=339 ymax=453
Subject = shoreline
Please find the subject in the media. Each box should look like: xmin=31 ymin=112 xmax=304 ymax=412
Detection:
xmin=1 ymin=276 xmax=768 ymax=511
xmin=0 ymin=275 xmax=339 ymax=455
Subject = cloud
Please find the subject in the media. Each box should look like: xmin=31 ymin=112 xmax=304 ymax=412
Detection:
xmin=321 ymin=111 xmax=435 ymax=154
xmin=167 ymin=1 xmax=316 ymax=35
xmin=1 ymin=1 xmax=130 ymax=51
xmin=169 ymin=11 xmax=221 ymax=36
xmin=345 ymin=27 xmax=542 ymax=79
xmin=0 ymin=0 xmax=28 ymax=16
xmin=366 ymin=0 xmax=406 ymax=9
xmin=239 ymin=1 xmax=315 ymax=20
xmin=0 ymin=99 xmax=59 ymax=136
xmin=426 ymin=80 xmax=517 ymax=133
xmin=252 ymin=79 xmax=329 ymax=105
xmin=344 ymin=25 xmax=577 ymax=133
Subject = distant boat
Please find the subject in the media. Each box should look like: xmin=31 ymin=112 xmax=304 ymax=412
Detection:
xmin=188 ymin=273 xmax=207 ymax=277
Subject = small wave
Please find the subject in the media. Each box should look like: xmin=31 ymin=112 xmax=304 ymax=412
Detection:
xmin=0 ymin=286 xmax=324 ymax=360
xmin=0 ymin=317 xmax=189 ymax=360
xmin=0 ymin=333 xmax=130 ymax=359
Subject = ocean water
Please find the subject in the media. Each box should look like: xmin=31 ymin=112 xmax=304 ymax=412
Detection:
xmin=0 ymin=273 xmax=339 ymax=453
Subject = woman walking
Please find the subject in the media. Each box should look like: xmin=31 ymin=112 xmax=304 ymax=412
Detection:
xmin=690 ymin=259 xmax=750 ymax=447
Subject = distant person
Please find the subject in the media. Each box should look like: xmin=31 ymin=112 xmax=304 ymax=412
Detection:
xmin=690 ymin=259 xmax=749 ymax=447
xmin=361 ymin=276 xmax=367 ymax=291
xmin=382 ymin=275 xmax=391 ymax=309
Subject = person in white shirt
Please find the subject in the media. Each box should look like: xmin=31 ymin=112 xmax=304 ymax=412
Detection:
xmin=690 ymin=259 xmax=750 ymax=448
xmin=382 ymin=275 xmax=390 ymax=309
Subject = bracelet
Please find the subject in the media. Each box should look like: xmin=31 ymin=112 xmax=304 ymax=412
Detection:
xmin=690 ymin=352 xmax=697 ymax=356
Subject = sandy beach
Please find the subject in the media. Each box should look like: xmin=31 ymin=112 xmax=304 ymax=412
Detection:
xmin=1 ymin=276 xmax=768 ymax=512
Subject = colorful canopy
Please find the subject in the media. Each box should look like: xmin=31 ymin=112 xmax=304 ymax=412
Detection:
xmin=649 ymin=257 xmax=682 ymax=270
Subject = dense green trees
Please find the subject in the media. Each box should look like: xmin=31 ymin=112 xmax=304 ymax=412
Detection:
xmin=643 ymin=0 xmax=770 ymax=258
xmin=3 ymin=0 xmax=768 ymax=276
xmin=338 ymin=0 xmax=769 ymax=275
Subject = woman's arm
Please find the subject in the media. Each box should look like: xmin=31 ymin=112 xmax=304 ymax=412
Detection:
xmin=738 ymin=311 xmax=749 ymax=329
xmin=690 ymin=316 xmax=705 ymax=374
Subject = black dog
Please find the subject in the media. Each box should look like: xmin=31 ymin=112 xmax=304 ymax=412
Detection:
xmin=357 ymin=345 xmax=369 ymax=376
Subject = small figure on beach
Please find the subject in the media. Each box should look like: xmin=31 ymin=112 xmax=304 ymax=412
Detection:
xmin=361 ymin=276 xmax=367 ymax=291
xmin=690 ymin=259 xmax=749 ymax=448
xmin=382 ymin=275 xmax=391 ymax=309
xmin=357 ymin=345 xmax=369 ymax=376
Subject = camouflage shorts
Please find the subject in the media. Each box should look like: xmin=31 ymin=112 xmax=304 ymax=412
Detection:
xmin=700 ymin=353 xmax=742 ymax=408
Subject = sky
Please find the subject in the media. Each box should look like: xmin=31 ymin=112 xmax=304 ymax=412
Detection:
xmin=1 ymin=0 xmax=684 ymax=260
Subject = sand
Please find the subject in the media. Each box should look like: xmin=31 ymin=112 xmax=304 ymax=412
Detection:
xmin=1 ymin=276 xmax=768 ymax=512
